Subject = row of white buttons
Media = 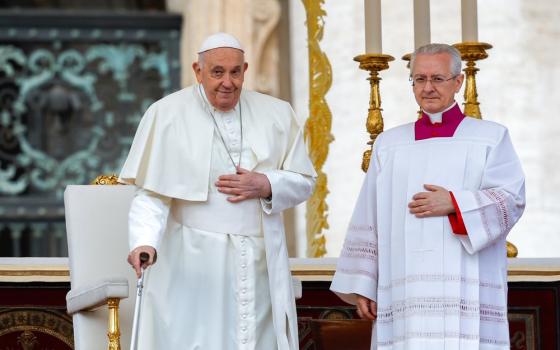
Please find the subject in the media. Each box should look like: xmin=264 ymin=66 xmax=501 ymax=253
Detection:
xmin=239 ymin=237 xmax=250 ymax=346
xmin=220 ymin=114 xmax=241 ymax=150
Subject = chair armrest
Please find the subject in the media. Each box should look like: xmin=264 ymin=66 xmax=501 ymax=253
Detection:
xmin=66 ymin=277 xmax=129 ymax=314
xmin=292 ymin=276 xmax=302 ymax=300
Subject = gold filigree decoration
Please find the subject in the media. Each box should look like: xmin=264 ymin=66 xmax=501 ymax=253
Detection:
xmin=302 ymin=0 xmax=333 ymax=257
xmin=91 ymin=174 xmax=120 ymax=185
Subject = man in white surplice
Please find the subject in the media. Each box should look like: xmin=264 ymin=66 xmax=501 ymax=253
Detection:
xmin=331 ymin=43 xmax=525 ymax=349
xmin=119 ymin=33 xmax=316 ymax=350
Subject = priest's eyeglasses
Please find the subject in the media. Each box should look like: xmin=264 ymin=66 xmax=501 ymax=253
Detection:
xmin=410 ymin=75 xmax=458 ymax=87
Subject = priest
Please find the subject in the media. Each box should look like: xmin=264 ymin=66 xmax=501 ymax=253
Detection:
xmin=331 ymin=43 xmax=525 ymax=349
xmin=120 ymin=32 xmax=316 ymax=350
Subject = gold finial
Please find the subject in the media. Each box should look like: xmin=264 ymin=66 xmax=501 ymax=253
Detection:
xmin=506 ymin=241 xmax=518 ymax=258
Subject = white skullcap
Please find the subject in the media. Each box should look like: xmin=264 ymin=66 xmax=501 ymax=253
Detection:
xmin=197 ymin=32 xmax=244 ymax=54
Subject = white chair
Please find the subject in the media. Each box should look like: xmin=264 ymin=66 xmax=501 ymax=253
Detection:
xmin=64 ymin=183 xmax=303 ymax=349
xmin=65 ymin=185 xmax=137 ymax=350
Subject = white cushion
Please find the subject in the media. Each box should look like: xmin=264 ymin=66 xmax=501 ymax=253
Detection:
xmin=66 ymin=277 xmax=129 ymax=314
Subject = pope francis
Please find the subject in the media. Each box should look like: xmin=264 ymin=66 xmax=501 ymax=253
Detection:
xmin=119 ymin=33 xmax=316 ymax=350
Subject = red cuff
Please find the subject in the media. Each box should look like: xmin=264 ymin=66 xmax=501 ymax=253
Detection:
xmin=448 ymin=191 xmax=467 ymax=235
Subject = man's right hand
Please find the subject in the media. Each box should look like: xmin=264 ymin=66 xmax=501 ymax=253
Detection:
xmin=356 ymin=294 xmax=377 ymax=321
xmin=127 ymin=245 xmax=156 ymax=278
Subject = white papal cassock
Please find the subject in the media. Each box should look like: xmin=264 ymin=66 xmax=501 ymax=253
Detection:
xmin=119 ymin=85 xmax=316 ymax=350
xmin=331 ymin=115 xmax=525 ymax=349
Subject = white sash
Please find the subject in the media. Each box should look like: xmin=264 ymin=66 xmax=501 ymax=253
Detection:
xmin=171 ymin=194 xmax=263 ymax=236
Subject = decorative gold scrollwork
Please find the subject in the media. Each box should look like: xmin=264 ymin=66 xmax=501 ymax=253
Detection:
xmin=302 ymin=0 xmax=333 ymax=257
xmin=91 ymin=174 xmax=120 ymax=185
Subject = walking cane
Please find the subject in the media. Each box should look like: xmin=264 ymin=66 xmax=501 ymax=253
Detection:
xmin=130 ymin=252 xmax=150 ymax=350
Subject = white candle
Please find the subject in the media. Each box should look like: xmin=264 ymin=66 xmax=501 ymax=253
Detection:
xmin=413 ymin=0 xmax=431 ymax=49
xmin=364 ymin=0 xmax=382 ymax=53
xmin=461 ymin=0 xmax=478 ymax=42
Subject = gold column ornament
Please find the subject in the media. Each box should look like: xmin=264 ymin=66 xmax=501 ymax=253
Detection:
xmin=107 ymin=298 xmax=121 ymax=350
xmin=302 ymin=0 xmax=333 ymax=257
xmin=452 ymin=42 xmax=492 ymax=119
xmin=354 ymin=54 xmax=394 ymax=172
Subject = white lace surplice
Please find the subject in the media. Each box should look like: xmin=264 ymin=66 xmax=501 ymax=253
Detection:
xmin=331 ymin=117 xmax=525 ymax=350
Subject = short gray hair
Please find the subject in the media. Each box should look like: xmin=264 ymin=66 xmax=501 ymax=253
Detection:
xmin=197 ymin=50 xmax=245 ymax=68
xmin=410 ymin=43 xmax=462 ymax=76
xmin=198 ymin=52 xmax=206 ymax=68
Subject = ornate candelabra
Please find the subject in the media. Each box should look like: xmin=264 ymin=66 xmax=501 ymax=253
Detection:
xmin=354 ymin=53 xmax=394 ymax=172
xmin=453 ymin=42 xmax=492 ymax=119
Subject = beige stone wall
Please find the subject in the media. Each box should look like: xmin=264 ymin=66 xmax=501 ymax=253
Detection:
xmin=166 ymin=0 xmax=284 ymax=97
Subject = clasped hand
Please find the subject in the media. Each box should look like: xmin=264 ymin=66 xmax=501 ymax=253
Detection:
xmin=215 ymin=167 xmax=272 ymax=203
xmin=408 ymin=184 xmax=455 ymax=217
xmin=127 ymin=245 xmax=156 ymax=278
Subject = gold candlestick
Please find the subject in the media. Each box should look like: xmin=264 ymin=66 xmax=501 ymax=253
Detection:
xmin=354 ymin=53 xmax=394 ymax=172
xmin=453 ymin=42 xmax=492 ymax=119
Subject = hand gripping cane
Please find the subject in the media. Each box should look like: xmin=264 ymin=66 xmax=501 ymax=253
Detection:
xmin=130 ymin=252 xmax=149 ymax=350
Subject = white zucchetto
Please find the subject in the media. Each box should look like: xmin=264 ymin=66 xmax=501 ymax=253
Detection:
xmin=197 ymin=32 xmax=244 ymax=54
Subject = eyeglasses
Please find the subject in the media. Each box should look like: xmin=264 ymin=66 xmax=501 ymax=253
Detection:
xmin=410 ymin=75 xmax=458 ymax=87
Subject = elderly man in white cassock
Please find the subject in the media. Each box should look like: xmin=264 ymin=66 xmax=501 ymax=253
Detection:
xmin=331 ymin=43 xmax=525 ymax=349
xmin=119 ymin=33 xmax=316 ymax=350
